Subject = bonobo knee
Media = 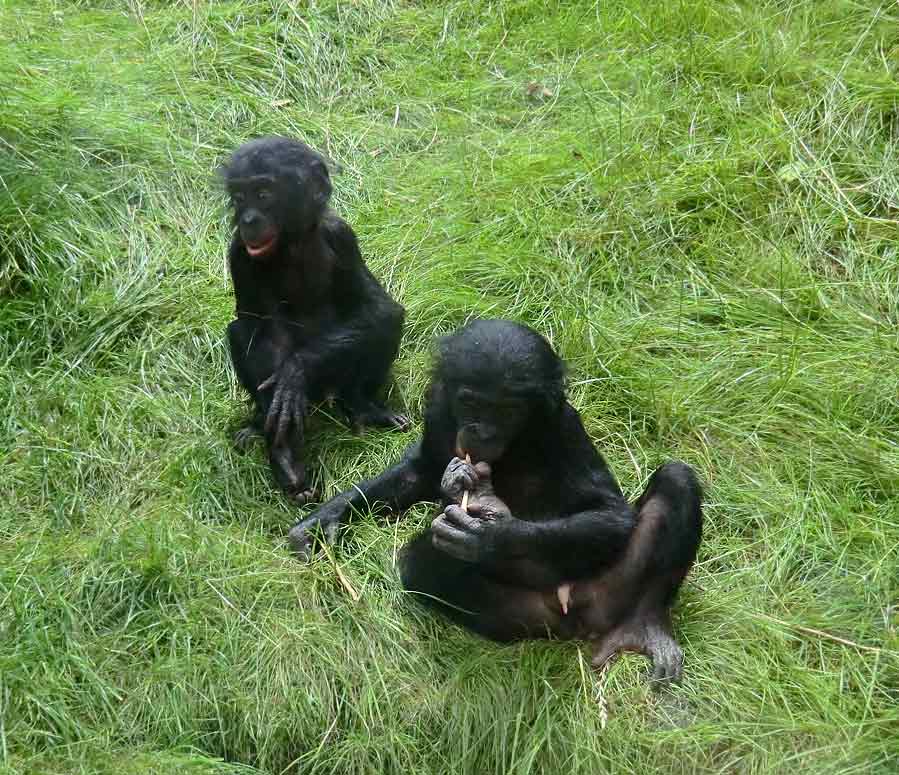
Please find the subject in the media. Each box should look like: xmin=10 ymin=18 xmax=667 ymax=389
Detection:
xmin=643 ymin=460 xmax=703 ymax=574
xmin=383 ymin=302 xmax=404 ymax=338
xmin=649 ymin=460 xmax=702 ymax=505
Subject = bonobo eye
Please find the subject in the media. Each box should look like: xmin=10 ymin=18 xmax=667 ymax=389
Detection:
xmin=257 ymin=188 xmax=272 ymax=202
xmin=231 ymin=191 xmax=246 ymax=205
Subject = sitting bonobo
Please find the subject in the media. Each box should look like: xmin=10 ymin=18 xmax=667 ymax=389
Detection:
xmin=222 ymin=136 xmax=408 ymax=503
xmin=291 ymin=319 xmax=703 ymax=681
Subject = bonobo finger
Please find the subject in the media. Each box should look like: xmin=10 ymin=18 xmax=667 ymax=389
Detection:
xmin=431 ymin=515 xmax=468 ymax=543
xmin=258 ymin=373 xmax=277 ymax=392
xmin=288 ymin=521 xmax=315 ymax=561
xmin=288 ymin=517 xmax=337 ymax=560
xmin=442 ymin=505 xmax=481 ymax=531
xmin=650 ymin=656 xmax=681 ymax=684
xmin=444 ymin=458 xmax=476 ymax=485
xmin=292 ymin=400 xmax=304 ymax=435
xmin=265 ymin=391 xmax=283 ymax=434
xmin=651 ymin=660 xmax=670 ymax=683
xmin=473 ymin=462 xmax=492 ymax=479
xmin=431 ymin=529 xmax=476 ymax=562
xmin=274 ymin=404 xmax=291 ymax=446
xmin=650 ymin=648 xmax=683 ymax=685
xmin=455 ymin=470 xmax=476 ymax=492
xmin=322 ymin=520 xmax=340 ymax=544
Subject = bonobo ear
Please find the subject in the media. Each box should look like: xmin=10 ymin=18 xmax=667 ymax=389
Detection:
xmin=298 ymin=156 xmax=332 ymax=209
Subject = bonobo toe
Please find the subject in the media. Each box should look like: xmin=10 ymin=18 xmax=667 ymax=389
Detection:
xmin=233 ymin=424 xmax=261 ymax=451
xmin=649 ymin=640 xmax=684 ymax=684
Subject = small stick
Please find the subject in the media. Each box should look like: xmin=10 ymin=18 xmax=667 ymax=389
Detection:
xmin=333 ymin=563 xmax=360 ymax=603
xmin=320 ymin=540 xmax=360 ymax=602
xmin=460 ymin=453 xmax=472 ymax=512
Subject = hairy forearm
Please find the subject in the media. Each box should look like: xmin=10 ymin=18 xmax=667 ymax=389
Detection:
xmin=493 ymin=508 xmax=635 ymax=584
xmin=306 ymin=444 xmax=439 ymax=526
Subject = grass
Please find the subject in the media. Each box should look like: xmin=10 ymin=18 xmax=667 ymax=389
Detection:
xmin=1 ymin=0 xmax=898 ymax=772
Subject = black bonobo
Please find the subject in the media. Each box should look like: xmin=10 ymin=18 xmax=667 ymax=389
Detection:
xmin=223 ymin=136 xmax=408 ymax=503
xmin=292 ymin=319 xmax=703 ymax=681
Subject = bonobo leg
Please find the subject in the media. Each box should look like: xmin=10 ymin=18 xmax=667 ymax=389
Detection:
xmin=401 ymin=461 xmax=702 ymax=682
xmin=399 ymin=532 xmax=563 ymax=641
xmin=337 ymin=305 xmax=410 ymax=431
xmin=227 ymin=319 xmax=313 ymax=503
xmin=582 ymin=461 xmax=703 ymax=682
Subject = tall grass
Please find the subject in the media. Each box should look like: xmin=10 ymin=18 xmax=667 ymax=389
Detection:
xmin=1 ymin=1 xmax=897 ymax=773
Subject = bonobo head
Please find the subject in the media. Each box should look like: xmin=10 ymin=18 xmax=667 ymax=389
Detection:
xmin=435 ymin=319 xmax=566 ymax=463
xmin=222 ymin=136 xmax=332 ymax=260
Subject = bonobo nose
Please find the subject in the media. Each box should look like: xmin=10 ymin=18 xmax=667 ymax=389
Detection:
xmin=241 ymin=210 xmax=260 ymax=226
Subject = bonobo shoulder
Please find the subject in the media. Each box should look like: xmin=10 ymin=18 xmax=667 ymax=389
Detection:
xmin=320 ymin=211 xmax=362 ymax=265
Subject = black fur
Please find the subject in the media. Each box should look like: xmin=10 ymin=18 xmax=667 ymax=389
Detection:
xmin=291 ymin=319 xmax=703 ymax=681
xmin=222 ymin=136 xmax=408 ymax=502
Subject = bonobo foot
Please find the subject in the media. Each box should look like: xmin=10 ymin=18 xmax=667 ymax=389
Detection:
xmin=590 ymin=616 xmax=685 ymax=684
xmin=233 ymin=411 xmax=264 ymax=451
xmin=344 ymin=400 xmax=411 ymax=432
xmin=233 ymin=423 xmax=262 ymax=452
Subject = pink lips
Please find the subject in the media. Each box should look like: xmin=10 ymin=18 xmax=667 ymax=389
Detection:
xmin=245 ymin=234 xmax=277 ymax=257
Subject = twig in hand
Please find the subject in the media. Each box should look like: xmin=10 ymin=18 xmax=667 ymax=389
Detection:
xmin=460 ymin=453 xmax=472 ymax=512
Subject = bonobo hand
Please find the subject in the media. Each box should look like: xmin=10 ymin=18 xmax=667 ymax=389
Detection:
xmin=287 ymin=506 xmax=342 ymax=561
xmin=258 ymin=357 xmax=307 ymax=446
xmin=467 ymin=462 xmax=511 ymax=521
xmin=440 ymin=456 xmax=478 ymax=502
xmin=431 ymin=504 xmax=521 ymax=563
xmin=440 ymin=458 xmax=511 ymax=521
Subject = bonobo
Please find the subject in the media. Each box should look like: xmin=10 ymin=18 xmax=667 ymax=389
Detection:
xmin=222 ymin=136 xmax=408 ymax=503
xmin=291 ymin=319 xmax=703 ymax=680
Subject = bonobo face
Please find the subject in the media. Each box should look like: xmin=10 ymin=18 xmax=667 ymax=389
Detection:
xmin=223 ymin=137 xmax=332 ymax=261
xmin=453 ymin=385 xmax=532 ymax=463
xmin=228 ymin=176 xmax=282 ymax=259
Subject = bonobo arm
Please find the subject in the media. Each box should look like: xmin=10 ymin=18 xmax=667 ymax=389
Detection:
xmin=259 ymin=219 xmax=401 ymax=435
xmin=288 ymin=441 xmax=441 ymax=559
xmin=435 ymin=500 xmax=635 ymax=589
xmin=287 ymin=217 xmax=400 ymax=371
xmin=434 ymin=425 xmax=636 ymax=588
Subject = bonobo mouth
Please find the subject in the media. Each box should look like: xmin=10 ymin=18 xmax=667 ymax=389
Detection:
xmin=243 ymin=233 xmax=278 ymax=258
xmin=456 ymin=432 xmax=506 ymax=464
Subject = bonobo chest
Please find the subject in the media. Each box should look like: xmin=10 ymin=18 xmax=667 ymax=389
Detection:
xmin=491 ymin=462 xmax=562 ymax=521
xmin=250 ymin=242 xmax=336 ymax=332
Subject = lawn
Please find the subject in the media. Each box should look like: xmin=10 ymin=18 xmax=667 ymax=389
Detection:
xmin=1 ymin=1 xmax=898 ymax=773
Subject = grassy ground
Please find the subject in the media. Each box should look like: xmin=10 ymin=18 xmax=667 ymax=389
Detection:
xmin=2 ymin=1 xmax=898 ymax=772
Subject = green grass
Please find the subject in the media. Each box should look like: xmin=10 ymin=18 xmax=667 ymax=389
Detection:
xmin=2 ymin=0 xmax=898 ymax=772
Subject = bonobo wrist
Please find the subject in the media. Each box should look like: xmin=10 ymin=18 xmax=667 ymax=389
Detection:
xmin=501 ymin=517 xmax=538 ymax=556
